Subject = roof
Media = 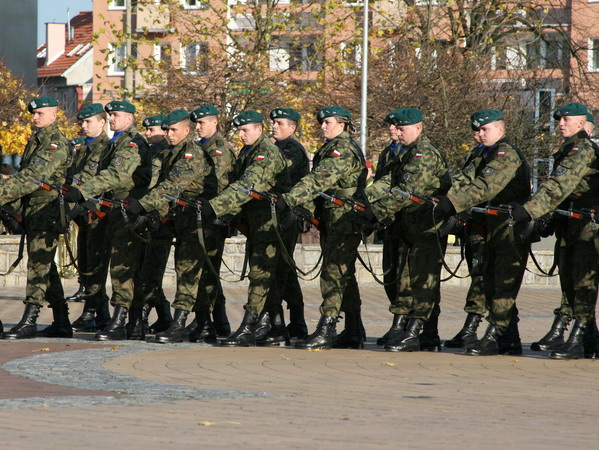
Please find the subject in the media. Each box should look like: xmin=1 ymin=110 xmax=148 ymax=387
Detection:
xmin=37 ymin=11 xmax=93 ymax=79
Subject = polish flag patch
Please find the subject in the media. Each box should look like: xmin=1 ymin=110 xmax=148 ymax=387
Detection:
xmin=49 ymin=143 xmax=58 ymax=149
xmin=257 ymin=155 xmax=265 ymax=160
xmin=332 ymin=150 xmax=341 ymax=157
xmin=215 ymin=150 xmax=222 ymax=156
xmin=184 ymin=153 xmax=193 ymax=159
xmin=497 ymin=151 xmax=506 ymax=156
xmin=130 ymin=141 xmax=138 ymax=147
xmin=571 ymin=147 xmax=579 ymax=153
xmin=415 ymin=153 xmax=423 ymax=158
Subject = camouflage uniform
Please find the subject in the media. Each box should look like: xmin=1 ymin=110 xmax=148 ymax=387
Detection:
xmin=210 ymin=133 xmax=290 ymax=314
xmin=367 ymin=134 xmax=451 ymax=322
xmin=284 ymin=131 xmax=366 ymax=318
xmin=0 ymin=122 xmax=71 ymax=308
xmin=447 ymin=137 xmax=531 ymax=331
xmin=78 ymin=125 xmax=151 ymax=310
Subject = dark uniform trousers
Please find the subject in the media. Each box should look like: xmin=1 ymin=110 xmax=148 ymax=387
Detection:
xmin=463 ymin=232 xmax=488 ymax=316
xmin=140 ymin=222 xmax=173 ymax=307
xmin=78 ymin=213 xmax=111 ymax=307
xmin=195 ymin=223 xmax=228 ymax=312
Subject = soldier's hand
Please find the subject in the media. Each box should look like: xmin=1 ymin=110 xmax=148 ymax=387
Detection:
xmin=199 ymin=198 xmax=215 ymax=223
xmin=124 ymin=197 xmax=145 ymax=217
xmin=275 ymin=194 xmax=288 ymax=213
xmin=508 ymin=202 xmax=531 ymax=222
xmin=353 ymin=199 xmax=376 ymax=223
xmin=433 ymin=196 xmax=456 ymax=218
xmin=62 ymin=185 xmax=83 ymax=203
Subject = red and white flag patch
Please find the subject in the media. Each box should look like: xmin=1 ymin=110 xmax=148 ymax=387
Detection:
xmin=184 ymin=153 xmax=193 ymax=159
xmin=332 ymin=150 xmax=341 ymax=157
xmin=415 ymin=153 xmax=423 ymax=158
xmin=571 ymin=147 xmax=579 ymax=153
xmin=257 ymin=155 xmax=265 ymax=161
xmin=49 ymin=143 xmax=58 ymax=149
xmin=215 ymin=150 xmax=222 ymax=156
xmin=130 ymin=141 xmax=138 ymax=147
xmin=497 ymin=151 xmax=505 ymax=156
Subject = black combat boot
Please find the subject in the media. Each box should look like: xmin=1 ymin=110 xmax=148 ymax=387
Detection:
xmin=295 ymin=315 xmax=337 ymax=350
xmin=549 ymin=320 xmax=586 ymax=360
xmin=420 ymin=310 xmax=442 ymax=352
xmin=220 ymin=310 xmax=258 ymax=347
xmin=498 ymin=319 xmax=522 ymax=355
xmin=2 ymin=304 xmax=41 ymax=340
xmin=141 ymin=303 xmax=151 ymax=335
xmin=212 ymin=303 xmax=231 ymax=337
xmin=385 ymin=318 xmax=424 ymax=352
xmin=377 ymin=314 xmax=408 ymax=346
xmin=126 ymin=307 xmax=146 ymax=341
xmin=465 ymin=324 xmax=502 ymax=356
xmin=149 ymin=298 xmax=173 ymax=334
xmin=584 ymin=320 xmax=598 ymax=359
xmin=444 ymin=313 xmax=483 ymax=348
xmin=71 ymin=301 xmax=98 ymax=332
xmin=333 ymin=311 xmax=364 ymax=349
xmin=188 ymin=310 xmax=217 ymax=344
xmin=253 ymin=310 xmax=271 ymax=342
xmin=95 ymin=305 xmax=128 ymax=341
xmin=154 ymin=309 xmax=189 ymax=343
xmin=38 ymin=301 xmax=73 ymax=338
xmin=530 ymin=314 xmax=570 ymax=352
xmin=95 ymin=297 xmax=111 ymax=330
xmin=66 ymin=284 xmax=86 ymax=302
xmin=259 ymin=306 xmax=291 ymax=347
xmin=287 ymin=304 xmax=308 ymax=339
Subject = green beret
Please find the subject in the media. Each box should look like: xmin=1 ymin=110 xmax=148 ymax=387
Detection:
xmin=77 ymin=103 xmax=104 ymax=120
xmin=233 ymin=110 xmax=265 ymax=127
xmin=161 ymin=109 xmax=190 ymax=129
xmin=316 ymin=106 xmax=351 ymax=123
xmin=587 ymin=112 xmax=595 ymax=124
xmin=190 ymin=105 xmax=219 ymax=122
xmin=270 ymin=107 xmax=301 ymax=122
xmin=105 ymin=100 xmax=136 ymax=114
xmin=385 ymin=108 xmax=423 ymax=126
xmin=27 ymin=96 xmax=58 ymax=113
xmin=553 ymin=103 xmax=588 ymax=120
xmin=471 ymin=109 xmax=504 ymax=129
xmin=142 ymin=114 xmax=166 ymax=128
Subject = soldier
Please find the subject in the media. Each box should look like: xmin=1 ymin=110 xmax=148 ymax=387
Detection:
xmin=138 ymin=114 xmax=174 ymax=335
xmin=444 ymin=122 xmax=487 ymax=348
xmin=1 ymin=97 xmax=73 ymax=340
xmin=62 ymin=100 xmax=152 ymax=341
xmin=511 ymin=103 xmax=599 ymax=359
xmin=188 ymin=105 xmax=235 ymax=340
xmin=365 ymin=108 xmax=450 ymax=352
xmin=436 ymin=109 xmax=531 ymax=356
xmin=264 ymin=107 xmax=310 ymax=342
xmin=125 ymin=109 xmax=217 ymax=343
xmin=276 ymin=106 xmax=368 ymax=350
xmin=68 ymin=104 xmax=112 ymax=333
xmin=200 ymin=110 xmax=291 ymax=347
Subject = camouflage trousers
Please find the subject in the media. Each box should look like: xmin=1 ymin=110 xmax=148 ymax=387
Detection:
xmin=24 ymin=229 xmax=65 ymax=307
xmin=382 ymin=221 xmax=407 ymax=305
xmin=78 ymin=214 xmax=110 ymax=307
xmin=555 ymin=221 xmax=599 ymax=324
xmin=140 ymin=223 xmax=172 ymax=307
xmin=463 ymin=232 xmax=488 ymax=316
xmin=194 ymin=224 xmax=228 ymax=312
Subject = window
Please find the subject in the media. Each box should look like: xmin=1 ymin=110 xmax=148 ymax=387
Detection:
xmin=108 ymin=43 xmax=126 ymax=75
xmin=181 ymin=42 xmax=209 ymax=74
xmin=492 ymin=43 xmax=525 ymax=70
xmin=269 ymin=41 xmax=322 ymax=72
xmin=535 ymin=88 xmax=556 ymax=132
xmin=340 ymin=41 xmax=362 ymax=73
xmin=109 ymin=0 xmax=126 ymax=10
xmin=527 ymin=34 xmax=567 ymax=69
xmin=228 ymin=14 xmax=256 ymax=30
xmin=154 ymin=43 xmax=172 ymax=67
xmin=589 ymin=38 xmax=599 ymax=72
xmin=182 ymin=0 xmax=208 ymax=10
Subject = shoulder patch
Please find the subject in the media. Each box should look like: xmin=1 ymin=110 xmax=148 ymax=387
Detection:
xmin=570 ymin=147 xmax=578 ymax=153
xmin=184 ymin=153 xmax=193 ymax=159
xmin=130 ymin=141 xmax=138 ymax=148
xmin=88 ymin=162 xmax=99 ymax=171
xmin=402 ymin=173 xmax=411 ymax=182
xmin=414 ymin=153 xmax=423 ymax=158
xmin=170 ymin=167 xmax=181 ymax=178
xmin=241 ymin=171 xmax=253 ymax=180
xmin=33 ymin=156 xmax=47 ymax=165
xmin=257 ymin=155 xmax=265 ymax=161
xmin=332 ymin=149 xmax=341 ymax=157
xmin=555 ymin=166 xmax=568 ymax=176
xmin=482 ymin=167 xmax=495 ymax=177
xmin=114 ymin=156 xmax=124 ymax=166
xmin=215 ymin=150 xmax=223 ymax=156
xmin=49 ymin=143 xmax=58 ymax=149
xmin=497 ymin=151 xmax=506 ymax=156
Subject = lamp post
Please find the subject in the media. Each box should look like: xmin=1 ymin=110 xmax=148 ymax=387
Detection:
xmin=359 ymin=0 xmax=369 ymax=157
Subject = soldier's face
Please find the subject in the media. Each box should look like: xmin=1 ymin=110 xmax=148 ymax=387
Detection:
xmin=321 ymin=117 xmax=345 ymax=140
xmin=478 ymin=122 xmax=504 ymax=147
xmin=395 ymin=123 xmax=422 ymax=146
xmin=81 ymin=115 xmax=105 ymax=138
xmin=144 ymin=126 xmax=166 ymax=145
xmin=238 ymin=124 xmax=262 ymax=146
xmin=558 ymin=115 xmax=585 ymax=138
xmin=388 ymin=124 xmax=400 ymax=142
xmin=109 ymin=111 xmax=133 ymax=132
xmin=32 ymin=107 xmax=58 ymax=129
xmin=166 ymin=122 xmax=191 ymax=146
xmin=272 ymin=118 xmax=296 ymax=141
xmin=195 ymin=116 xmax=218 ymax=139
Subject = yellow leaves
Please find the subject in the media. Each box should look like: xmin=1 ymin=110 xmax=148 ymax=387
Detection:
xmin=307 ymin=348 xmax=323 ymax=352
xmin=32 ymin=347 xmax=51 ymax=352
xmin=198 ymin=421 xmax=241 ymax=427
xmin=381 ymin=361 xmax=396 ymax=366
xmin=110 ymin=345 xmax=121 ymax=351
xmin=0 ymin=121 xmax=32 ymax=155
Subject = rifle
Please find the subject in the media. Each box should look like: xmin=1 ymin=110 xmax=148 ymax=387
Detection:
xmin=233 ymin=185 xmax=278 ymax=203
xmin=317 ymin=191 xmax=366 ymax=212
xmin=554 ymin=207 xmax=597 ymax=221
xmin=470 ymin=205 xmax=514 ymax=217
xmin=163 ymin=193 xmax=202 ymax=210
xmin=384 ymin=187 xmax=437 ymax=206
xmin=28 ymin=177 xmax=65 ymax=194
xmin=0 ymin=204 xmax=23 ymax=234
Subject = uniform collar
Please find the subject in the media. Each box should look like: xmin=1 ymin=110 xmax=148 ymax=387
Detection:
xmin=199 ymin=131 xmax=217 ymax=146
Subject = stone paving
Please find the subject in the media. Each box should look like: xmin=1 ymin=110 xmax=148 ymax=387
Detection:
xmin=0 ymin=286 xmax=598 ymax=448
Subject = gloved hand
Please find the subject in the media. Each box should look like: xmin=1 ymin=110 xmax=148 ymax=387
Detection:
xmin=275 ymin=194 xmax=288 ymax=213
xmin=124 ymin=197 xmax=145 ymax=217
xmin=508 ymin=202 xmax=531 ymax=222
xmin=292 ymin=205 xmax=312 ymax=222
xmin=199 ymin=198 xmax=215 ymax=223
xmin=354 ymin=199 xmax=376 ymax=224
xmin=62 ymin=185 xmax=83 ymax=203
xmin=433 ymin=195 xmax=456 ymax=218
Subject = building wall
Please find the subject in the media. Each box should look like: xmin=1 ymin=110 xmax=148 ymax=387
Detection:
xmin=0 ymin=0 xmax=37 ymax=88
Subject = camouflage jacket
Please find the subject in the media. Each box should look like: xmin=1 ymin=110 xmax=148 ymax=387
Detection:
xmin=366 ymin=135 xmax=450 ymax=230
xmin=68 ymin=132 xmax=111 ymax=184
xmin=275 ymin=136 xmax=310 ymax=186
xmin=139 ymin=135 xmax=217 ymax=217
xmin=284 ymin=131 xmax=366 ymax=233
xmin=447 ymin=137 xmax=530 ymax=213
xmin=451 ymin=144 xmax=485 ymax=190
xmin=78 ymin=125 xmax=151 ymax=201
xmin=0 ymin=121 xmax=71 ymax=229
xmin=200 ymin=131 xmax=236 ymax=194
xmin=374 ymin=141 xmax=400 ymax=181
xmin=209 ymin=133 xmax=290 ymax=217
xmin=148 ymin=138 xmax=171 ymax=189
xmin=525 ymin=130 xmax=599 ymax=219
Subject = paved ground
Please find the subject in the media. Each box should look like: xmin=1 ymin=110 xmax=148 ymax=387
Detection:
xmin=0 ymin=286 xmax=598 ymax=448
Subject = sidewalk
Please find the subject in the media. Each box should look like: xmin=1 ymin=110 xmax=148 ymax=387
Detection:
xmin=0 ymin=286 xmax=597 ymax=449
